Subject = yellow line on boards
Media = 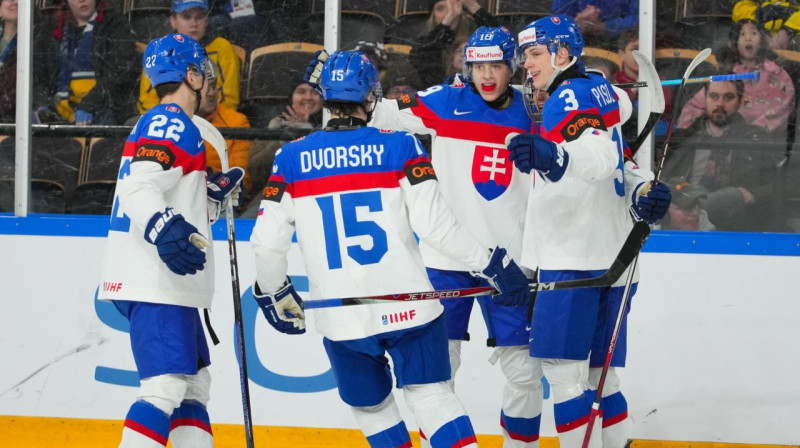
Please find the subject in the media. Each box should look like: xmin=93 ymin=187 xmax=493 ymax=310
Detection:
xmin=0 ymin=416 xmax=796 ymax=448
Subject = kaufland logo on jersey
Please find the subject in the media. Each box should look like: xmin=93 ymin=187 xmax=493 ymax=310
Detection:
xmin=466 ymin=46 xmax=503 ymax=62
xmin=472 ymin=145 xmax=513 ymax=201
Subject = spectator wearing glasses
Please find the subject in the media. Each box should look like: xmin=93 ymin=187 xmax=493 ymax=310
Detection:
xmin=137 ymin=0 xmax=241 ymax=114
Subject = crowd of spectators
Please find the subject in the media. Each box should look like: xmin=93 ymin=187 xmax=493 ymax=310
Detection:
xmin=1 ymin=0 xmax=800 ymax=232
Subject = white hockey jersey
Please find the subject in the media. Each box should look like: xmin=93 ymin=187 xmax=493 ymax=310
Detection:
xmin=251 ymin=126 xmax=492 ymax=341
xmin=521 ymin=73 xmax=633 ymax=273
xmin=100 ymin=104 xmax=215 ymax=308
xmin=370 ymin=84 xmax=537 ymax=272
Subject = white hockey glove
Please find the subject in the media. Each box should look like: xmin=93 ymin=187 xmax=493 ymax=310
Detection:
xmin=253 ymin=279 xmax=306 ymax=334
xmin=303 ymin=50 xmax=328 ymax=94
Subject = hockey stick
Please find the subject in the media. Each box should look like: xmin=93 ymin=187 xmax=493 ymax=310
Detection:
xmin=192 ymin=116 xmax=256 ymax=448
xmin=303 ymin=221 xmax=650 ymax=310
xmin=581 ymin=48 xmax=712 ymax=448
xmin=614 ymin=70 xmax=759 ymax=89
xmin=653 ymin=47 xmax=712 ymax=182
xmin=627 ymin=50 xmax=667 ymax=157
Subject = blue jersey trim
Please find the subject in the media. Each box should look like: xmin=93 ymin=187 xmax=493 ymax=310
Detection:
xmin=2 ymin=214 xmax=799 ymax=256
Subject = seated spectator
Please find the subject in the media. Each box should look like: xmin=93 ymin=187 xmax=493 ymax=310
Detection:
xmin=209 ymin=0 xmax=273 ymax=52
xmin=0 ymin=0 xmax=18 ymax=123
xmin=657 ymin=180 xmax=715 ymax=231
xmin=662 ymin=80 xmax=779 ymax=231
xmin=383 ymin=62 xmax=423 ymax=99
xmin=267 ymin=79 xmax=322 ymax=131
xmin=676 ymin=20 xmax=795 ymax=134
xmin=733 ymin=0 xmax=800 ymax=50
xmin=34 ymin=0 xmax=137 ymax=125
xmin=552 ymin=0 xmax=638 ymax=39
xmin=197 ymin=72 xmax=254 ymax=192
xmin=411 ymin=0 xmax=497 ymax=88
xmin=137 ymin=0 xmax=240 ymax=114
xmin=613 ymin=30 xmax=673 ymax=138
xmin=442 ymin=36 xmax=468 ymax=86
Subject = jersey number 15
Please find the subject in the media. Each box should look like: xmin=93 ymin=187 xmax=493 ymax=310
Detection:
xmin=316 ymin=191 xmax=388 ymax=270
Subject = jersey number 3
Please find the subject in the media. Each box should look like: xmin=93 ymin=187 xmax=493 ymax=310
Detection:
xmin=316 ymin=191 xmax=388 ymax=270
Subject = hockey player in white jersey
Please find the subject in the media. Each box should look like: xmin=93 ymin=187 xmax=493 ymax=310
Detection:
xmin=100 ymin=34 xmax=244 ymax=448
xmin=303 ymin=26 xmax=547 ymax=447
xmin=250 ymin=50 xmax=531 ymax=448
xmin=507 ymin=16 xmax=671 ymax=448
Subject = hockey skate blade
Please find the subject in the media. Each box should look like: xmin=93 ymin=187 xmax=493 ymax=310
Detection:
xmin=505 ymin=132 xmax=520 ymax=147
xmin=190 ymin=233 xmax=210 ymax=250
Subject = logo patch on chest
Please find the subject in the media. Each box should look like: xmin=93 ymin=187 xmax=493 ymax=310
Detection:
xmin=471 ymin=145 xmax=512 ymax=201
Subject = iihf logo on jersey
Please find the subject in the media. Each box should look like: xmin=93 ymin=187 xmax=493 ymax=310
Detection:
xmin=472 ymin=145 xmax=513 ymax=201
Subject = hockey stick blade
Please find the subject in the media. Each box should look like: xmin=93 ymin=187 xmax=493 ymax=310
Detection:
xmin=303 ymin=221 xmax=651 ymax=310
xmin=628 ymin=50 xmax=666 ymax=157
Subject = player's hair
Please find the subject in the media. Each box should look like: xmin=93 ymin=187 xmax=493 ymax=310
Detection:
xmin=324 ymin=100 xmax=364 ymax=117
xmin=155 ymin=82 xmax=182 ymax=99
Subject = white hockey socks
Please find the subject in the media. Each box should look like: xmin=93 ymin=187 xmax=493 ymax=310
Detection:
xmin=496 ymin=346 xmax=544 ymax=447
xmin=404 ymin=382 xmax=477 ymax=448
xmin=589 ymin=367 xmax=630 ymax=448
xmin=542 ymin=359 xmax=601 ymax=448
xmin=351 ymin=393 xmax=413 ymax=448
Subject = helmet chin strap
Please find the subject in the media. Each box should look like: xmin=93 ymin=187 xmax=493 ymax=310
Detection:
xmin=542 ymin=53 xmax=578 ymax=91
xmin=183 ymin=73 xmax=206 ymax=115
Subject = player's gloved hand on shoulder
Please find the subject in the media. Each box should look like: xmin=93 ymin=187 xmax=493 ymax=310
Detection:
xmin=207 ymin=167 xmax=245 ymax=208
xmin=145 ymin=208 xmax=207 ymax=275
xmin=253 ymin=279 xmax=306 ymax=334
xmin=507 ymin=133 xmax=569 ymax=182
xmin=74 ymin=109 xmax=93 ymax=124
xmin=631 ymin=181 xmax=671 ymax=224
xmin=303 ymin=50 xmax=329 ymax=94
xmin=477 ymin=247 xmax=530 ymax=307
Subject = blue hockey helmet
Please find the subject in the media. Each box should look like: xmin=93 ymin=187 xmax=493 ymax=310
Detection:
xmin=517 ymin=15 xmax=584 ymax=58
xmin=463 ymin=26 xmax=518 ymax=75
xmin=143 ymin=33 xmax=215 ymax=88
xmin=319 ymin=50 xmax=382 ymax=103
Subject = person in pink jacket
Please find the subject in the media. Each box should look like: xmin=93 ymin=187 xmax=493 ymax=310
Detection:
xmin=676 ymin=20 xmax=794 ymax=135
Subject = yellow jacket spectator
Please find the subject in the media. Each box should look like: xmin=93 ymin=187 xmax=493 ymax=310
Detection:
xmin=137 ymin=0 xmax=240 ymax=114
xmin=197 ymin=73 xmax=253 ymax=190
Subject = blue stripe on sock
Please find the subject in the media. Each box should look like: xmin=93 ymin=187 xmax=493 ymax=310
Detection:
xmin=601 ymin=391 xmax=628 ymax=421
xmin=172 ymin=400 xmax=210 ymax=424
xmin=430 ymin=415 xmax=477 ymax=448
xmin=365 ymin=421 xmax=411 ymax=448
xmin=553 ymin=390 xmax=592 ymax=429
xmin=500 ymin=410 xmax=541 ymax=442
xmin=126 ymin=400 xmax=170 ymax=439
